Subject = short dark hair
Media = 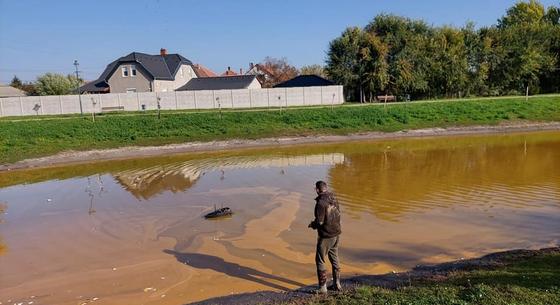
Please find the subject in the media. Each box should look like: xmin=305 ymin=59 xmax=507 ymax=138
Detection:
xmin=315 ymin=180 xmax=328 ymax=192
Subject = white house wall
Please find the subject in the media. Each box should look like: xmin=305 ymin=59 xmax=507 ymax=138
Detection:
xmin=153 ymin=64 xmax=197 ymax=92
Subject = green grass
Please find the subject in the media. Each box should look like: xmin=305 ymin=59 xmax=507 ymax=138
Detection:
xmin=299 ymin=253 xmax=560 ymax=305
xmin=1 ymin=95 xmax=560 ymax=164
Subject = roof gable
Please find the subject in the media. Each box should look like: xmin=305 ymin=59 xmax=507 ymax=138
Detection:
xmin=97 ymin=52 xmax=193 ymax=82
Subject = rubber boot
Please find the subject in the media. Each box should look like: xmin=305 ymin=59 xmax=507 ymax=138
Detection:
xmin=329 ymin=269 xmax=342 ymax=291
xmin=316 ymin=270 xmax=328 ymax=294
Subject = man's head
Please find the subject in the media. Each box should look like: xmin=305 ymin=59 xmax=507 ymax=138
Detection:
xmin=315 ymin=180 xmax=328 ymax=194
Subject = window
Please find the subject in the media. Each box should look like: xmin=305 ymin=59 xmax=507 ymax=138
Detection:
xmin=126 ymin=88 xmax=136 ymax=93
xmin=131 ymin=65 xmax=137 ymax=77
xmin=122 ymin=66 xmax=129 ymax=77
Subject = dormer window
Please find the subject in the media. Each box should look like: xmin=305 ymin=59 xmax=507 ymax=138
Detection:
xmin=122 ymin=66 xmax=129 ymax=77
xmin=131 ymin=65 xmax=137 ymax=77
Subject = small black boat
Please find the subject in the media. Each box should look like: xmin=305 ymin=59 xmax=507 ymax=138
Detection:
xmin=204 ymin=206 xmax=233 ymax=219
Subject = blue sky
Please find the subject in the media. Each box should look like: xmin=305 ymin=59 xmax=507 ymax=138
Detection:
xmin=0 ymin=0 xmax=558 ymax=83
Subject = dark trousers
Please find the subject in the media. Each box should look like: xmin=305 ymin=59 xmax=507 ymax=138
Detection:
xmin=315 ymin=235 xmax=340 ymax=284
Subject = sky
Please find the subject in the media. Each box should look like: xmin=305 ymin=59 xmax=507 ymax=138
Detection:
xmin=0 ymin=0 xmax=558 ymax=84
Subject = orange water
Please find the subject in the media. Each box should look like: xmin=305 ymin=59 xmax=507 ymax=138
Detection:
xmin=0 ymin=131 xmax=559 ymax=305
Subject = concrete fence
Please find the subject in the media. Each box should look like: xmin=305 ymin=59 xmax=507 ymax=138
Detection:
xmin=0 ymin=86 xmax=344 ymax=117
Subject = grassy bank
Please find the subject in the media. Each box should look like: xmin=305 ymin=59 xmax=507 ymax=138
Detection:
xmin=1 ymin=96 xmax=560 ymax=164
xmin=296 ymin=251 xmax=560 ymax=305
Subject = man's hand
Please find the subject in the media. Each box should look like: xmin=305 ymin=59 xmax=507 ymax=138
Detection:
xmin=308 ymin=221 xmax=317 ymax=229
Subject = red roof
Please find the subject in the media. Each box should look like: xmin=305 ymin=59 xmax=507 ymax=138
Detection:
xmin=221 ymin=67 xmax=238 ymax=76
xmin=193 ymin=64 xmax=217 ymax=77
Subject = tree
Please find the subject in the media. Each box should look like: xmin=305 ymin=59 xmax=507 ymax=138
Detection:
xmin=498 ymin=0 xmax=546 ymax=28
xmin=546 ymin=5 xmax=560 ymax=24
xmin=300 ymin=64 xmax=327 ymax=78
xmin=326 ymin=27 xmax=364 ymax=101
xmin=35 ymin=73 xmax=82 ymax=96
xmin=325 ymin=1 xmax=560 ymax=101
xmin=10 ymin=76 xmax=23 ymax=89
xmin=259 ymin=57 xmax=298 ymax=87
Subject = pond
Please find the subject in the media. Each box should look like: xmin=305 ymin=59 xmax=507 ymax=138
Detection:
xmin=1 ymin=131 xmax=559 ymax=305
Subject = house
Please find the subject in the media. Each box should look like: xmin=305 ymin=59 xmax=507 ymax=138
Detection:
xmin=80 ymin=48 xmax=198 ymax=94
xmin=177 ymin=75 xmax=261 ymax=91
xmin=0 ymin=85 xmax=26 ymax=97
xmin=273 ymin=75 xmax=334 ymax=88
xmin=221 ymin=66 xmax=239 ymax=76
xmin=245 ymin=62 xmax=275 ymax=84
xmin=192 ymin=64 xmax=217 ymax=78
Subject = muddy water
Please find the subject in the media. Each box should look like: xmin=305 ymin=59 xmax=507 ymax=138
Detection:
xmin=0 ymin=131 xmax=559 ymax=305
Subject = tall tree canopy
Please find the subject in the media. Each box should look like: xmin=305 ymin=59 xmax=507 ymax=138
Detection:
xmin=326 ymin=0 xmax=560 ymax=101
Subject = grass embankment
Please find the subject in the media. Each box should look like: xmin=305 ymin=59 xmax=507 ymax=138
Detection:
xmin=1 ymin=96 xmax=560 ymax=164
xmin=299 ymin=252 xmax=560 ymax=305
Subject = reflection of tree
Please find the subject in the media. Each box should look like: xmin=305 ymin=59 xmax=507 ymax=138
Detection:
xmin=115 ymin=166 xmax=201 ymax=200
xmin=329 ymin=139 xmax=560 ymax=221
xmin=114 ymin=154 xmax=344 ymax=200
xmin=0 ymin=202 xmax=6 ymax=255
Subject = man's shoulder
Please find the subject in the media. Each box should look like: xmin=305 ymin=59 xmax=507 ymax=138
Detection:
xmin=316 ymin=192 xmax=336 ymax=203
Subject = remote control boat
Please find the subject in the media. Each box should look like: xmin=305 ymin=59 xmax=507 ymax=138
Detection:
xmin=204 ymin=205 xmax=233 ymax=219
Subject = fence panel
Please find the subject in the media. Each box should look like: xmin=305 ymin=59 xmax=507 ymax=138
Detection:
xmin=0 ymin=86 xmax=344 ymax=117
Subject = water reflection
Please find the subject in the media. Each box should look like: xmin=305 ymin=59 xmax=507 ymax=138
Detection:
xmin=113 ymin=154 xmax=344 ymax=200
xmin=329 ymin=136 xmax=560 ymax=220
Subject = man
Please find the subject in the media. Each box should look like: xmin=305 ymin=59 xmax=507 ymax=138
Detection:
xmin=308 ymin=180 xmax=342 ymax=293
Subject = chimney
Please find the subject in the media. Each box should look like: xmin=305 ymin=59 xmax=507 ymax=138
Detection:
xmin=240 ymin=68 xmax=243 ymax=74
xmin=160 ymin=48 xmax=167 ymax=56
xmin=227 ymin=66 xmax=231 ymax=71
xmin=249 ymin=62 xmax=254 ymax=70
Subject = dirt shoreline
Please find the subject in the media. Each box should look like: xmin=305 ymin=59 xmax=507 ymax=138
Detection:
xmin=2 ymin=121 xmax=560 ymax=172
xmin=187 ymin=247 xmax=560 ymax=305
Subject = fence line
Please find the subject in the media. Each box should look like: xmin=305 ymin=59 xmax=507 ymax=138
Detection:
xmin=0 ymin=86 xmax=344 ymax=117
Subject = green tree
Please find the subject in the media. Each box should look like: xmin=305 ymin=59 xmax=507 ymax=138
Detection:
xmin=326 ymin=0 xmax=559 ymax=101
xmin=498 ymin=0 xmax=546 ymax=28
xmin=326 ymin=27 xmax=364 ymax=101
xmin=300 ymin=64 xmax=326 ymax=78
xmin=35 ymin=73 xmax=82 ymax=96
xmin=9 ymin=76 xmax=23 ymax=89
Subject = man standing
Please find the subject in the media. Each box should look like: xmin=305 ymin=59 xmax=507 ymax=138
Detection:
xmin=308 ymin=180 xmax=342 ymax=293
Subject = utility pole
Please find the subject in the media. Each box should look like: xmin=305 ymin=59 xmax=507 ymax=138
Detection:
xmin=74 ymin=60 xmax=84 ymax=115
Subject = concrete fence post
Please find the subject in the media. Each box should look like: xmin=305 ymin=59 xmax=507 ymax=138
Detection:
xmin=174 ymin=91 xmax=178 ymax=109
xmin=230 ymin=90 xmax=234 ymax=108
xmin=59 ymin=95 xmax=63 ymax=114
xmin=320 ymin=86 xmax=324 ymax=105
xmin=302 ymin=87 xmax=306 ymax=105
xmin=39 ymin=96 xmax=44 ymax=114
xmin=249 ymin=89 xmax=252 ymax=108
xmin=136 ymin=92 xmax=140 ymax=111
xmin=194 ymin=91 xmax=197 ymax=109
xmin=19 ymin=96 xmax=24 ymax=115
xmin=117 ymin=93 xmax=122 ymax=108
xmin=0 ymin=98 xmax=4 ymax=117
xmin=285 ymin=88 xmax=288 ymax=108
xmin=212 ymin=90 xmax=216 ymax=108
xmin=267 ymin=88 xmax=270 ymax=109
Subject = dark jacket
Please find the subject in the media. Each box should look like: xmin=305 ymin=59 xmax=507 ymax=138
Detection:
xmin=311 ymin=191 xmax=341 ymax=238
